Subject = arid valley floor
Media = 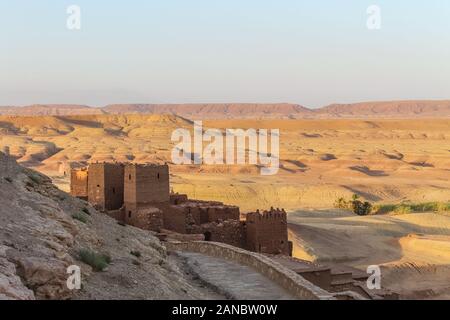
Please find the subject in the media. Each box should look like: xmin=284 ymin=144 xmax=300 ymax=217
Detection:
xmin=1 ymin=112 xmax=450 ymax=299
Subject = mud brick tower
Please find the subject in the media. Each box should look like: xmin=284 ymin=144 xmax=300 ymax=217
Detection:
xmin=245 ymin=208 xmax=290 ymax=255
xmin=124 ymin=164 xmax=170 ymax=224
xmin=87 ymin=162 xmax=124 ymax=211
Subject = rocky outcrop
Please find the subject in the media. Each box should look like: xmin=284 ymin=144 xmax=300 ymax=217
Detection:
xmin=0 ymin=152 xmax=77 ymax=299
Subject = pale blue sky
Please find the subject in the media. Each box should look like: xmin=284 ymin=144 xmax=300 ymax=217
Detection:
xmin=1 ymin=1 xmax=449 ymax=107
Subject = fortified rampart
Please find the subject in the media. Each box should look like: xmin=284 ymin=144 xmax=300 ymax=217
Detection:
xmin=71 ymin=162 xmax=292 ymax=256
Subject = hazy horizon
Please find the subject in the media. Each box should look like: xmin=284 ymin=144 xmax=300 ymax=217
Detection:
xmin=2 ymin=1 xmax=450 ymax=107
xmin=3 ymin=98 xmax=450 ymax=110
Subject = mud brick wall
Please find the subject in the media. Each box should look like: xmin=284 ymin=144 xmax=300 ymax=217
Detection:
xmin=70 ymin=169 xmax=88 ymax=199
xmin=170 ymin=193 xmax=188 ymax=205
xmin=191 ymin=220 xmax=246 ymax=248
xmin=107 ymin=208 xmax=125 ymax=223
xmin=161 ymin=205 xmax=190 ymax=234
xmin=207 ymin=205 xmax=240 ymax=222
xmin=126 ymin=207 xmax=164 ymax=232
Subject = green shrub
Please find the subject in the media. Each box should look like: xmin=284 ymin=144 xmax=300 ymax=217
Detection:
xmin=28 ymin=174 xmax=42 ymax=184
xmin=352 ymin=200 xmax=373 ymax=216
xmin=436 ymin=202 xmax=450 ymax=212
xmin=82 ymin=207 xmax=90 ymax=215
xmin=335 ymin=194 xmax=372 ymax=216
xmin=393 ymin=205 xmax=411 ymax=215
xmin=72 ymin=212 xmax=89 ymax=224
xmin=374 ymin=204 xmax=397 ymax=214
xmin=334 ymin=197 xmax=350 ymax=210
xmin=373 ymin=201 xmax=450 ymax=214
xmin=78 ymin=249 xmax=111 ymax=272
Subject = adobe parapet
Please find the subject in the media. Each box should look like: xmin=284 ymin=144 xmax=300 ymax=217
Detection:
xmin=246 ymin=208 xmax=287 ymax=221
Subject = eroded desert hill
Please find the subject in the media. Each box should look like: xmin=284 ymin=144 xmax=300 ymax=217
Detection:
xmin=1 ymin=100 xmax=450 ymax=118
xmin=0 ymin=114 xmax=449 ymax=211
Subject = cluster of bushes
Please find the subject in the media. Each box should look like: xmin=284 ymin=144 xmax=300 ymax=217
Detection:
xmin=334 ymin=194 xmax=373 ymax=216
xmin=72 ymin=212 xmax=89 ymax=224
xmin=374 ymin=202 xmax=450 ymax=215
xmin=78 ymin=249 xmax=111 ymax=272
xmin=335 ymin=195 xmax=450 ymax=216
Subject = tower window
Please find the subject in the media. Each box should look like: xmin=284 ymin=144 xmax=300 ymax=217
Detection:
xmin=129 ymin=174 xmax=132 ymax=180
xmin=157 ymin=173 xmax=160 ymax=179
xmin=112 ymin=187 xmax=116 ymax=194
xmin=128 ymin=211 xmax=132 ymax=218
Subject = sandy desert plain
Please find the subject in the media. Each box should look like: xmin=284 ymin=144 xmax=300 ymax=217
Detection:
xmin=1 ymin=111 xmax=450 ymax=299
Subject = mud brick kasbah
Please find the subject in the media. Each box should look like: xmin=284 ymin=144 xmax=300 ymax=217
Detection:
xmin=71 ymin=162 xmax=292 ymax=256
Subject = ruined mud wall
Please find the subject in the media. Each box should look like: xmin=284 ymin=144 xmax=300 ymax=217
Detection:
xmin=161 ymin=205 xmax=191 ymax=234
xmin=166 ymin=241 xmax=334 ymax=300
xmin=128 ymin=207 xmax=164 ymax=231
xmin=169 ymin=193 xmax=188 ymax=205
xmin=190 ymin=220 xmax=246 ymax=248
xmin=207 ymin=206 xmax=240 ymax=222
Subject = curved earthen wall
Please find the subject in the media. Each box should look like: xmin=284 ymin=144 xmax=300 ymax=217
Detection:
xmin=166 ymin=241 xmax=334 ymax=300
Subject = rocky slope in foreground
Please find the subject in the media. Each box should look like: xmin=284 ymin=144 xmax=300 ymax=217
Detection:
xmin=0 ymin=152 xmax=215 ymax=300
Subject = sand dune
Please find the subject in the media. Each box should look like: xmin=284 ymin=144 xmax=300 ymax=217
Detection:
xmin=288 ymin=211 xmax=450 ymax=299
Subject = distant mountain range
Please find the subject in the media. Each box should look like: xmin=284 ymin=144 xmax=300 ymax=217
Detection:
xmin=1 ymin=100 xmax=449 ymax=119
